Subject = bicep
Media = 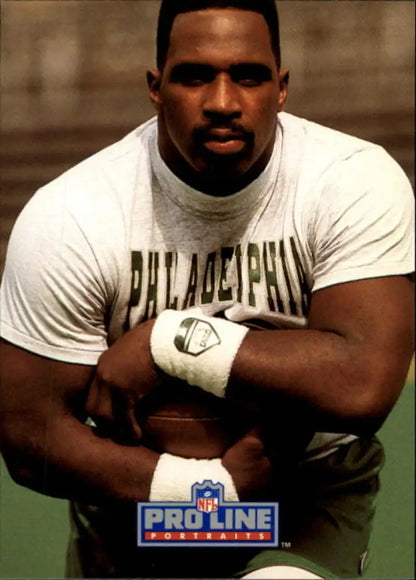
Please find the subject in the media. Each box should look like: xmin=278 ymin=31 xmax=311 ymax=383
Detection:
xmin=0 ymin=340 xmax=95 ymax=450
xmin=309 ymin=276 xmax=414 ymax=405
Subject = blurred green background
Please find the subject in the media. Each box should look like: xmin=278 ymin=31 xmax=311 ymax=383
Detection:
xmin=0 ymin=373 xmax=414 ymax=579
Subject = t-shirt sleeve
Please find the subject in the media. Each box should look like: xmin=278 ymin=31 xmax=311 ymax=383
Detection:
xmin=311 ymin=147 xmax=414 ymax=292
xmin=0 ymin=180 xmax=114 ymax=365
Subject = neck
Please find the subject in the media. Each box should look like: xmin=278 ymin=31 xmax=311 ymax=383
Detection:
xmin=162 ymin=157 xmax=270 ymax=196
xmin=157 ymin=124 xmax=275 ymax=196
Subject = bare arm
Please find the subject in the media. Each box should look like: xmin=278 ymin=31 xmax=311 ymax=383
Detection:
xmin=229 ymin=276 xmax=414 ymax=434
xmin=0 ymin=339 xmax=271 ymax=503
xmin=0 ymin=340 xmax=159 ymax=503
xmin=88 ymin=276 xmax=413 ymax=438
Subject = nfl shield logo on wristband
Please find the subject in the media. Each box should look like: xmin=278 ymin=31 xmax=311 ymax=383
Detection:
xmin=174 ymin=317 xmax=221 ymax=355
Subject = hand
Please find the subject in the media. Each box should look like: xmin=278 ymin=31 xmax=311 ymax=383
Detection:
xmin=221 ymin=428 xmax=273 ymax=501
xmin=86 ymin=319 xmax=162 ymax=443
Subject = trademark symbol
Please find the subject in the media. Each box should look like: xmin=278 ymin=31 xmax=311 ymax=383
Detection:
xmin=281 ymin=541 xmax=292 ymax=549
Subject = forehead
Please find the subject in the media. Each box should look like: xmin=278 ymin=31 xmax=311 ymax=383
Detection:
xmin=166 ymin=8 xmax=276 ymax=68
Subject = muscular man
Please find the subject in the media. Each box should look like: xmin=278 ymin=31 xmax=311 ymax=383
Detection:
xmin=0 ymin=1 xmax=413 ymax=578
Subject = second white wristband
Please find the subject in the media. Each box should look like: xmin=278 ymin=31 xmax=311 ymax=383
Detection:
xmin=150 ymin=309 xmax=248 ymax=398
xmin=149 ymin=453 xmax=239 ymax=502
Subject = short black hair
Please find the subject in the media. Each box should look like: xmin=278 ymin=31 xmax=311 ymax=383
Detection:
xmin=156 ymin=0 xmax=281 ymax=71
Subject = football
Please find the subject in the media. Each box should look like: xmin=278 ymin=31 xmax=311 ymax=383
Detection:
xmin=137 ymin=382 xmax=252 ymax=459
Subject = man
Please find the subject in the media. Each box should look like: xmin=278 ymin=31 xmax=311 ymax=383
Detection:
xmin=0 ymin=0 xmax=413 ymax=578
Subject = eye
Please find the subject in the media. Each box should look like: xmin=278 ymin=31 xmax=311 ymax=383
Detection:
xmin=236 ymin=78 xmax=263 ymax=87
xmin=231 ymin=65 xmax=272 ymax=87
xmin=170 ymin=64 xmax=215 ymax=86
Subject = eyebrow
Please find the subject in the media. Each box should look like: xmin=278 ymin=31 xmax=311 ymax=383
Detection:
xmin=169 ymin=62 xmax=273 ymax=81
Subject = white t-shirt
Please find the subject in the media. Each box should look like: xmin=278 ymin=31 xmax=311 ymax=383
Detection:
xmin=1 ymin=112 xmax=414 ymax=458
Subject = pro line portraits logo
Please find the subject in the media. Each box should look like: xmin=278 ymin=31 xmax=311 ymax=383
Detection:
xmin=137 ymin=480 xmax=279 ymax=547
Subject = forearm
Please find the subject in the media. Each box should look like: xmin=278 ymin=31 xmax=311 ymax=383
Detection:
xmin=1 ymin=410 xmax=248 ymax=504
xmin=149 ymin=311 xmax=383 ymax=434
xmin=1 ymin=413 xmax=159 ymax=504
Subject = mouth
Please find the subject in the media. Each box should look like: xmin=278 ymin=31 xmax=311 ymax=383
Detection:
xmin=203 ymin=139 xmax=246 ymax=155
xmin=198 ymin=127 xmax=249 ymax=156
xmin=201 ymin=129 xmax=249 ymax=155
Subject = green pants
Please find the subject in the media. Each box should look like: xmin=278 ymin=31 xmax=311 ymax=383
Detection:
xmin=240 ymin=436 xmax=384 ymax=578
xmin=67 ymin=436 xmax=384 ymax=578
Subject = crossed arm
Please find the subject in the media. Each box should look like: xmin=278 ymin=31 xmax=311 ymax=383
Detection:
xmin=0 ymin=276 xmax=413 ymax=505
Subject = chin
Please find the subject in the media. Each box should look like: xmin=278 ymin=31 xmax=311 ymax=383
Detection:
xmin=193 ymin=169 xmax=255 ymax=196
xmin=198 ymin=155 xmax=253 ymax=178
xmin=178 ymin=148 xmax=260 ymax=194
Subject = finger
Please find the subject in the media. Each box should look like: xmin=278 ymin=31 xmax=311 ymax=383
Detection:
xmin=87 ymin=383 xmax=116 ymax=435
xmin=110 ymin=387 xmax=142 ymax=443
xmin=85 ymin=377 xmax=100 ymax=416
xmin=94 ymin=385 xmax=115 ymax=423
xmin=244 ymin=425 xmax=262 ymax=438
xmin=126 ymin=405 xmax=143 ymax=441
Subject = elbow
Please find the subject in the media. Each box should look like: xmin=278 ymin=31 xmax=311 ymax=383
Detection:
xmin=1 ymin=446 xmax=42 ymax=492
xmin=7 ymin=461 xmax=40 ymax=492
xmin=324 ymin=404 xmax=384 ymax=437
xmin=344 ymin=412 xmax=385 ymax=438
xmin=0 ymin=424 xmax=46 ymax=493
xmin=338 ymin=374 xmax=404 ymax=437
xmin=342 ymin=326 xmax=414 ymax=436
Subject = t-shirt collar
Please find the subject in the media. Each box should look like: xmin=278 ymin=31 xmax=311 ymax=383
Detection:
xmin=150 ymin=121 xmax=282 ymax=220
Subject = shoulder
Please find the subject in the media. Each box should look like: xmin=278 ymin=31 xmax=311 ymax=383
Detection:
xmin=16 ymin=117 xmax=158 ymax=247
xmin=79 ymin=116 xmax=157 ymax=171
xmin=279 ymin=111 xmax=396 ymax=173
xmin=5 ymin=117 xmax=159 ymax=298
xmin=53 ymin=116 xmax=157 ymax=208
xmin=278 ymin=111 xmax=412 ymax=200
xmin=279 ymin=111 xmax=376 ymax=152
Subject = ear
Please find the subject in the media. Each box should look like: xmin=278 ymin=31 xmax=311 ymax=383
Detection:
xmin=147 ymin=69 xmax=162 ymax=110
xmin=277 ymin=67 xmax=289 ymax=111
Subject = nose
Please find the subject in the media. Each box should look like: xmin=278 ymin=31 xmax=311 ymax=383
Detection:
xmin=202 ymin=73 xmax=242 ymax=120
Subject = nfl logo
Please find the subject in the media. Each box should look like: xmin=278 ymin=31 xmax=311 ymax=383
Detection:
xmin=137 ymin=479 xmax=279 ymax=547
xmin=196 ymin=483 xmax=219 ymax=513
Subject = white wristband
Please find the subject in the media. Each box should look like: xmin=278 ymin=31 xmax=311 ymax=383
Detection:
xmin=149 ymin=453 xmax=239 ymax=502
xmin=150 ymin=309 xmax=248 ymax=398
